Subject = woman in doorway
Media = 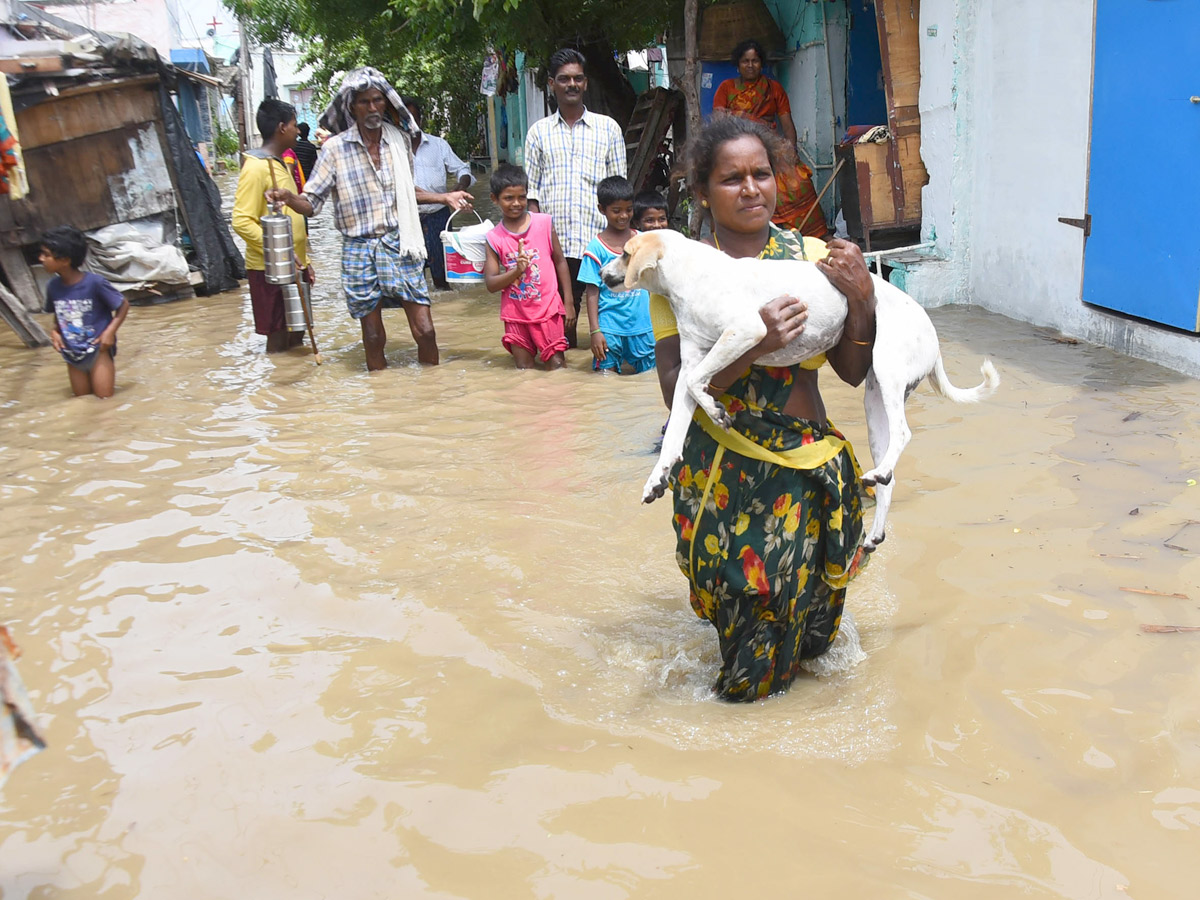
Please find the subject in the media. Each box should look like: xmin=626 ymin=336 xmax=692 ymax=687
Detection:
xmin=652 ymin=115 xmax=874 ymax=701
xmin=712 ymin=38 xmax=828 ymax=237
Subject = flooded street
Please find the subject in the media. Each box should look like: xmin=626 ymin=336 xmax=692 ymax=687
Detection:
xmin=2 ymin=201 xmax=1199 ymax=898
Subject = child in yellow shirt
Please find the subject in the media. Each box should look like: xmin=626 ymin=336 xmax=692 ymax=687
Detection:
xmin=232 ymin=99 xmax=312 ymax=352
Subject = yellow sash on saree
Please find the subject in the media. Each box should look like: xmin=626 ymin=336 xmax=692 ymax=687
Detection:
xmin=692 ymin=406 xmax=849 ymax=470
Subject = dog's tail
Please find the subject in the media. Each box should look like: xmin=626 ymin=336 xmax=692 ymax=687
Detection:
xmin=927 ymin=356 xmax=1000 ymax=403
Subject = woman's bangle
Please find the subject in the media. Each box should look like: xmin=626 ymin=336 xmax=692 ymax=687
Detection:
xmin=846 ymin=336 xmax=872 ymax=347
xmin=708 ymin=381 xmax=732 ymax=394
xmin=590 ymin=328 xmax=602 ymax=335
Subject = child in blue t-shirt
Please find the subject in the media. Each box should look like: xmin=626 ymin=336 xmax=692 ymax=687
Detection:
xmin=40 ymin=226 xmax=129 ymax=398
xmin=577 ymin=176 xmax=655 ymax=374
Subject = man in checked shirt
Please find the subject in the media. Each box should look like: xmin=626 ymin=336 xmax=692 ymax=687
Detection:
xmin=269 ymin=68 xmax=473 ymax=369
xmin=525 ymin=48 xmax=627 ymax=349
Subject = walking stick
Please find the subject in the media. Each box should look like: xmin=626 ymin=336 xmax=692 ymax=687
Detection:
xmin=795 ymin=157 xmax=846 ymax=237
xmin=297 ymin=271 xmax=322 ymax=365
xmin=265 ymin=157 xmax=322 ymax=364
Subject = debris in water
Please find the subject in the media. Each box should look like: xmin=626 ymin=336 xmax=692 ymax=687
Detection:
xmin=1164 ymin=520 xmax=1200 ymax=553
xmin=1 ymin=626 xmax=46 ymax=788
xmin=1140 ymin=624 xmax=1200 ymax=634
xmin=1120 ymin=587 xmax=1189 ymax=599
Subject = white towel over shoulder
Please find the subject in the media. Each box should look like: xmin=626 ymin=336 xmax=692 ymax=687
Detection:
xmin=383 ymin=122 xmax=426 ymax=261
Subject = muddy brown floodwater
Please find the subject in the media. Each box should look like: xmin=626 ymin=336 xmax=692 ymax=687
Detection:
xmin=2 ymin=191 xmax=1199 ymax=898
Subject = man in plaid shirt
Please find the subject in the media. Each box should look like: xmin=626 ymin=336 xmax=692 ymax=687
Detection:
xmin=526 ymin=48 xmax=627 ymax=349
xmin=269 ymin=68 xmax=473 ymax=370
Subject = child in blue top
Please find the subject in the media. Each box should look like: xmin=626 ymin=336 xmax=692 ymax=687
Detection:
xmin=578 ymin=176 xmax=655 ymax=374
xmin=40 ymin=225 xmax=129 ymax=398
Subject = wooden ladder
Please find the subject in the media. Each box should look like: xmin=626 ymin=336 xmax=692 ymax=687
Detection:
xmin=624 ymin=87 xmax=683 ymax=194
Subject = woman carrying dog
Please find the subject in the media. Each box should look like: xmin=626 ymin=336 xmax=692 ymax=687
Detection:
xmin=653 ymin=116 xmax=877 ymax=701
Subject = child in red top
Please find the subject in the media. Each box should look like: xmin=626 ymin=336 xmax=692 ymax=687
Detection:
xmin=482 ymin=164 xmax=574 ymax=370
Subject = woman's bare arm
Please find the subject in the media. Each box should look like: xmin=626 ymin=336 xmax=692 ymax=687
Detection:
xmin=821 ymin=239 xmax=877 ymax=386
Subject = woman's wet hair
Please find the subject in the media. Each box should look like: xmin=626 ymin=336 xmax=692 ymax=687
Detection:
xmin=690 ymin=115 xmax=779 ymax=189
xmin=730 ymin=39 xmax=767 ymax=67
xmin=41 ymin=225 xmax=88 ymax=268
xmin=490 ymin=163 xmax=528 ymax=196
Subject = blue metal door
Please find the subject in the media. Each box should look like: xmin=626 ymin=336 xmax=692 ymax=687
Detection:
xmin=1083 ymin=0 xmax=1200 ymax=330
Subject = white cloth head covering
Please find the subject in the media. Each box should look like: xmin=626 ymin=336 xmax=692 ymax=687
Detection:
xmin=319 ymin=67 xmax=420 ymax=138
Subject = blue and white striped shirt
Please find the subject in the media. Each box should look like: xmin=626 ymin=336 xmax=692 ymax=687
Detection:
xmin=524 ymin=108 xmax=626 ymax=259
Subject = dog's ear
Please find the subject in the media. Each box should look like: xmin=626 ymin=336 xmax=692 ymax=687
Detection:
xmin=625 ymin=235 xmax=664 ymax=290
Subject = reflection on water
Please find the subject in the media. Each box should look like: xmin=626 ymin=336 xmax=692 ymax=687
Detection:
xmin=1 ymin=204 xmax=1199 ymax=898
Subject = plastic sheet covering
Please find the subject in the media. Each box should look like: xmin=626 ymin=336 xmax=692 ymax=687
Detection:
xmin=85 ymin=220 xmax=190 ymax=290
xmin=156 ymin=84 xmax=244 ymax=294
xmin=1 ymin=626 xmax=45 ymax=789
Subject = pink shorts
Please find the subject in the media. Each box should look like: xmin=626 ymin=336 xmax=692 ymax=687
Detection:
xmin=502 ymin=315 xmax=568 ymax=362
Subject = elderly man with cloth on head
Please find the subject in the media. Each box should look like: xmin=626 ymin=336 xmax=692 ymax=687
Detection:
xmin=268 ymin=67 xmax=474 ymax=369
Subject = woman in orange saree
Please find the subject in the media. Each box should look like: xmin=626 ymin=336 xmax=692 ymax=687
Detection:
xmin=712 ymin=39 xmax=828 ymax=237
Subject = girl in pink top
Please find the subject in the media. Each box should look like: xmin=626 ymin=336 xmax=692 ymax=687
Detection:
xmin=483 ymin=165 xmax=575 ymax=370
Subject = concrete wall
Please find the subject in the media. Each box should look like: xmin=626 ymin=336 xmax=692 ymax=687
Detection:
xmin=44 ymin=0 xmax=178 ymax=57
xmin=909 ymin=0 xmax=1200 ymax=375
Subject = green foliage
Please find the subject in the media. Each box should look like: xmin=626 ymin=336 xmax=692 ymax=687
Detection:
xmin=227 ymin=0 xmax=684 ymax=136
xmin=214 ymin=126 xmax=239 ymax=157
xmin=228 ymin=0 xmax=487 ymax=156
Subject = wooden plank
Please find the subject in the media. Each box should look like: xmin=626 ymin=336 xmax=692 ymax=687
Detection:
xmin=12 ymin=122 xmax=175 ymax=234
xmin=876 ymin=0 xmax=926 ymax=227
xmin=0 ymin=280 xmax=48 ymax=347
xmin=0 ymin=56 xmax=64 ymax=74
xmin=37 ymin=74 xmax=158 ymax=103
xmin=0 ymin=247 xmax=41 ymax=312
xmin=896 ymin=132 xmax=926 ymax=221
xmin=16 ymin=82 xmax=158 ymax=150
xmin=877 ymin=0 xmax=921 ymax=109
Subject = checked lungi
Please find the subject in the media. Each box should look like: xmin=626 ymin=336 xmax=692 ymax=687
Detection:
xmin=341 ymin=229 xmax=430 ymax=318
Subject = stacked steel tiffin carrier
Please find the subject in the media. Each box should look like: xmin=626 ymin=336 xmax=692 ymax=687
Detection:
xmin=258 ymin=154 xmax=322 ymax=363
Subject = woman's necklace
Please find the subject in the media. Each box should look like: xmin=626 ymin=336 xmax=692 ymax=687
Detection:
xmin=712 ymin=230 xmax=768 ymax=259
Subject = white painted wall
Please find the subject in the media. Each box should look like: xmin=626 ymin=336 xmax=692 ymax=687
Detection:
xmin=909 ymin=0 xmax=1200 ymax=375
xmin=43 ymin=0 xmax=178 ymax=57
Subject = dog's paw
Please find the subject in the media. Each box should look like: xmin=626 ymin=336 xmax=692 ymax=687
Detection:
xmin=861 ymin=467 xmax=893 ymax=488
xmin=641 ymin=470 xmax=669 ymax=504
xmin=712 ymin=403 xmax=733 ymax=430
xmin=863 ymin=530 xmax=885 ymax=553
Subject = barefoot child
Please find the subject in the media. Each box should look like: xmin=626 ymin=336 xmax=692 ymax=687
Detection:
xmin=483 ymin=164 xmax=574 ymax=370
xmin=39 ymin=226 xmax=129 ymax=399
xmin=632 ymin=190 xmax=670 ymax=231
xmin=579 ymin=176 xmax=655 ymax=374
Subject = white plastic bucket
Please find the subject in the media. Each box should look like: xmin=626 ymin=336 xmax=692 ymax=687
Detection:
xmin=440 ymin=209 xmax=492 ymax=287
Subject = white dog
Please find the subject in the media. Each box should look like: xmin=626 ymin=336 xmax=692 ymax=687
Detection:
xmin=599 ymin=230 xmax=999 ymax=551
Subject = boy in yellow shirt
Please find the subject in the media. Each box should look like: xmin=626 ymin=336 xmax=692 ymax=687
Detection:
xmin=232 ymin=99 xmax=313 ymax=352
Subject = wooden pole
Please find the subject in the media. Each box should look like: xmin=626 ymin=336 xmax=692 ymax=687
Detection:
xmin=795 ymin=157 xmax=846 ymax=235
xmin=681 ymin=0 xmax=703 ymax=236
xmin=487 ymin=95 xmax=500 ymax=169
